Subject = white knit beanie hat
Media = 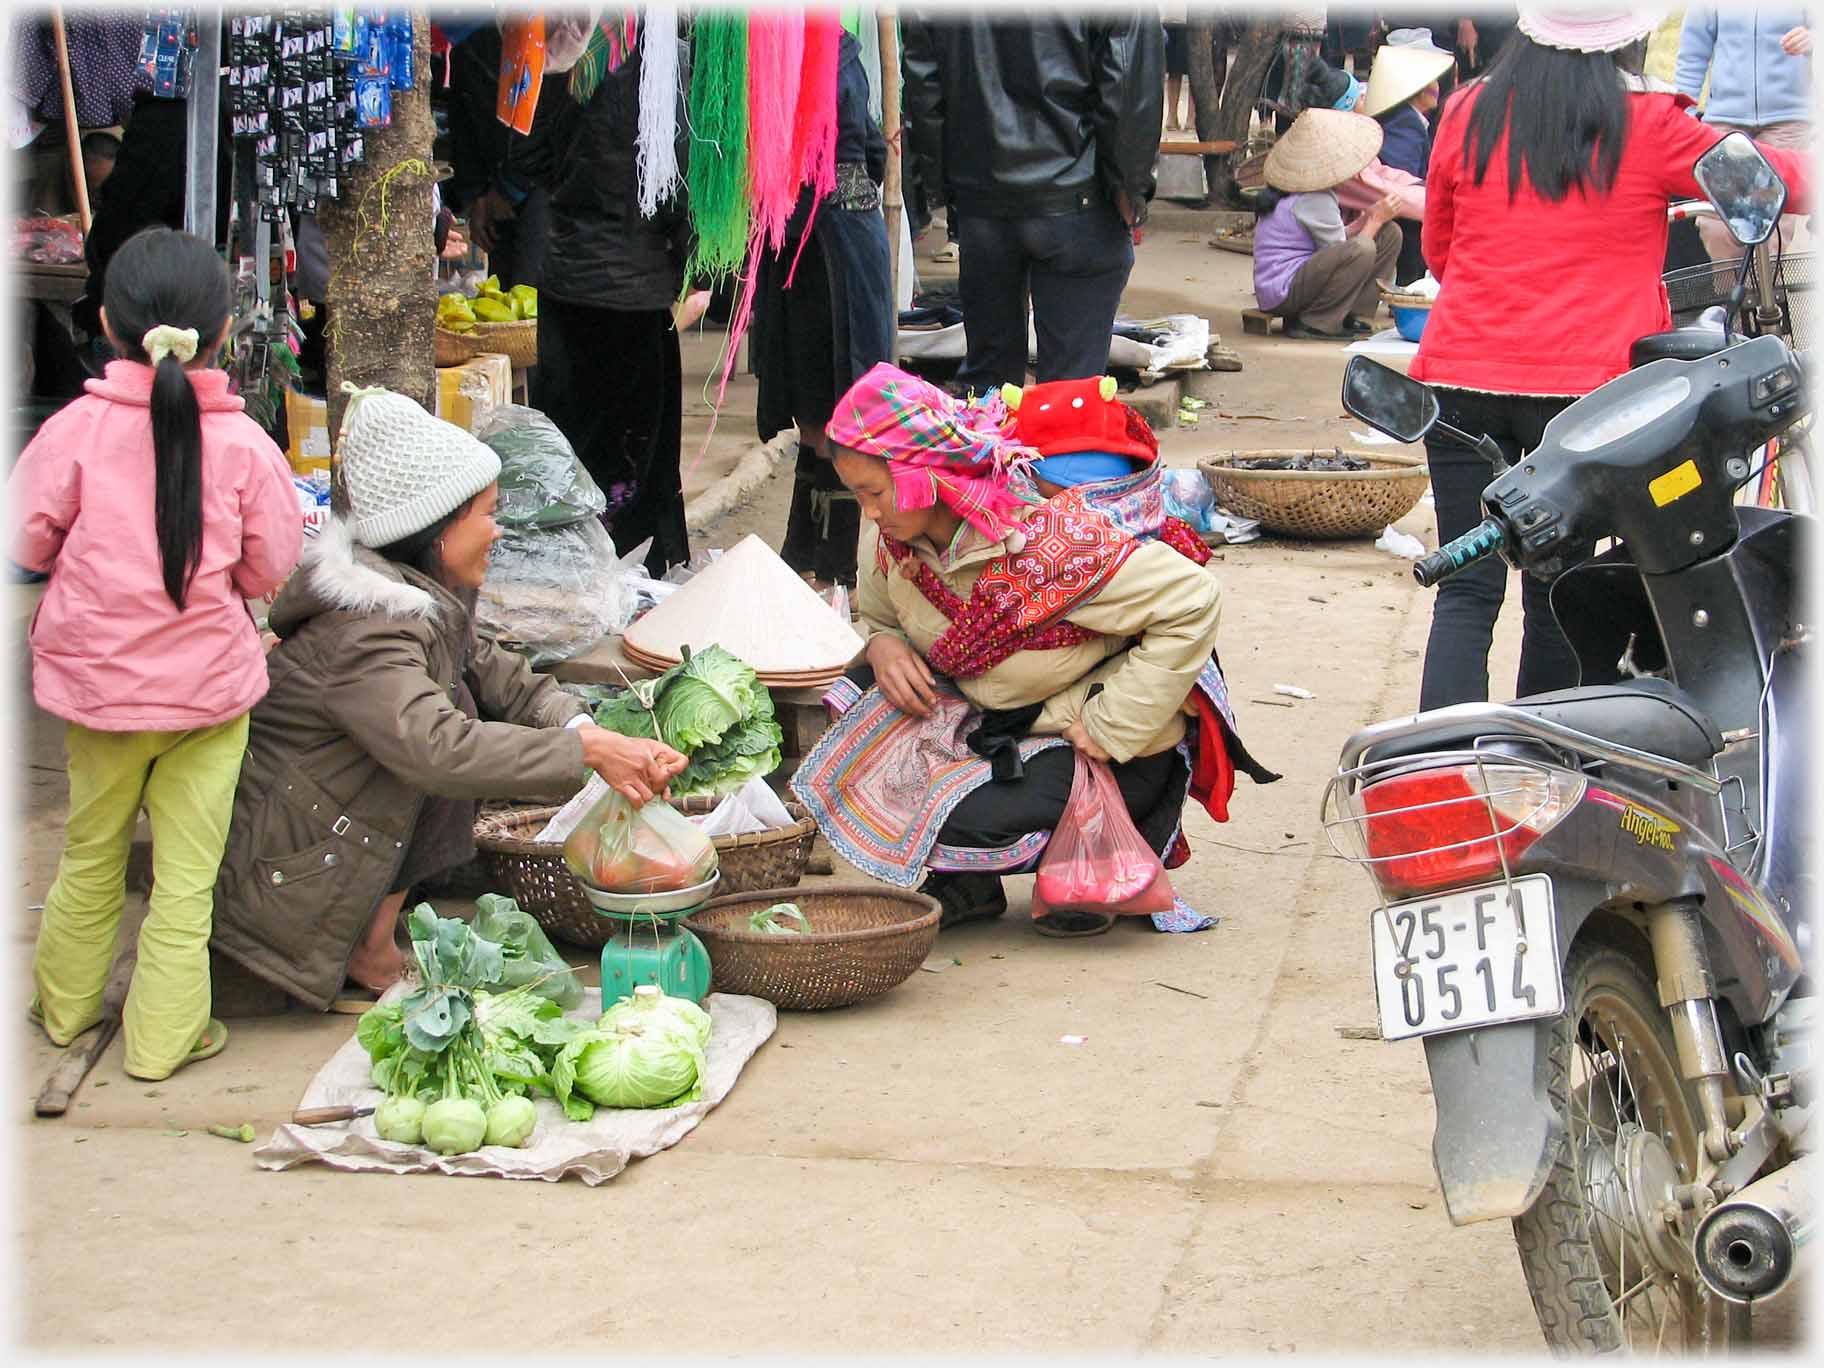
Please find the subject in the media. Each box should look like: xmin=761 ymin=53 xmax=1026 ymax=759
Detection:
xmin=337 ymin=385 xmax=502 ymax=549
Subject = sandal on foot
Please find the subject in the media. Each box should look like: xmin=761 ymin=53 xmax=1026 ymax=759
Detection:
xmin=1283 ymin=321 xmax=1355 ymax=341
xmin=329 ymin=983 xmax=387 ymax=1015
xmin=921 ymin=872 xmax=1008 ymax=929
xmin=1033 ymin=909 xmax=1116 ymax=938
xmin=124 ymin=1018 xmax=228 ymax=1081
xmin=27 ymin=997 xmax=99 ymax=1046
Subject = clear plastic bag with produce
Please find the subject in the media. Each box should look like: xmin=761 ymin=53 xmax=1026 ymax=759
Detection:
xmin=1030 ymin=752 xmax=1174 ymax=919
xmin=475 ymin=518 xmax=639 ymax=667
xmin=563 ymin=790 xmax=719 ymax=895
xmin=474 ymin=403 xmax=607 ymax=530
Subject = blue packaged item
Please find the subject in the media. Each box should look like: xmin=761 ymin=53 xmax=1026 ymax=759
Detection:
xmin=388 ymin=13 xmax=414 ymax=92
xmin=353 ymin=73 xmax=391 ymax=128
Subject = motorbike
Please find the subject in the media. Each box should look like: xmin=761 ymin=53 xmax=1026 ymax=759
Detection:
xmin=1320 ymin=133 xmax=1814 ymax=1354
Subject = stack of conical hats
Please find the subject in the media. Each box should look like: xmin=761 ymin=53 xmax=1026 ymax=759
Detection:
xmin=622 ymin=534 xmax=866 ymax=688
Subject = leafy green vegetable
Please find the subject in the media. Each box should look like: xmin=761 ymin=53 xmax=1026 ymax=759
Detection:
xmin=653 ymin=645 xmax=758 ymax=752
xmin=600 ymin=987 xmax=713 ymax=1050
xmin=551 ymin=1022 xmax=705 ymax=1117
xmin=472 ymin=893 xmax=584 ymax=1008
xmin=672 ymin=714 xmax=784 ymax=799
xmin=749 ymin=902 xmax=810 ymax=936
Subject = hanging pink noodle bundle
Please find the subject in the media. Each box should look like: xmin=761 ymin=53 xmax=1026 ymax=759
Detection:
xmin=784 ymin=9 xmax=841 ymax=286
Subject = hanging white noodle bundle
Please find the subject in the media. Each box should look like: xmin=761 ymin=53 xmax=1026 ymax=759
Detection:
xmin=637 ymin=5 xmax=683 ymax=219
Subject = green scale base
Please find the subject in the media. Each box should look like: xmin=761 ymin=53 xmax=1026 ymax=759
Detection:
xmin=598 ymin=912 xmax=713 ymax=1006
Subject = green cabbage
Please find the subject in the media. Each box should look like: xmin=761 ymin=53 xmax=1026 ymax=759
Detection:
xmin=653 ymin=645 xmax=757 ymax=752
xmin=670 ymin=713 xmax=784 ymax=798
xmin=600 ymin=988 xmax=712 ymax=1051
xmin=550 ymin=1023 xmax=704 ymax=1119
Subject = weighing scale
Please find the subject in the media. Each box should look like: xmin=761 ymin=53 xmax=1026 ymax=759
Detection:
xmin=582 ymin=875 xmax=718 ymax=1005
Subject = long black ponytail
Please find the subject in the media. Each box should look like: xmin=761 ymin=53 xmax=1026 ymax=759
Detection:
xmin=100 ymin=227 xmax=231 ymax=612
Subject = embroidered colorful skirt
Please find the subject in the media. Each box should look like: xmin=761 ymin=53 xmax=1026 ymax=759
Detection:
xmin=789 ymin=678 xmax=1218 ymax=933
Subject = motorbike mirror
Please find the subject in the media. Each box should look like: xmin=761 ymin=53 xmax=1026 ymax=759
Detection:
xmin=1341 ymin=356 xmax=1439 ymax=444
xmin=1694 ymin=132 xmax=1788 ymax=247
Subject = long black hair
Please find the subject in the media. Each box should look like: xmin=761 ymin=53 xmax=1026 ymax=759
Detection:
xmin=1460 ymin=33 xmax=1635 ymax=203
xmin=102 ymin=227 xmax=232 ymax=612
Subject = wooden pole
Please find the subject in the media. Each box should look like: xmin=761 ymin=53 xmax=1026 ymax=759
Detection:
xmin=878 ymin=5 xmax=902 ymax=312
xmin=49 ymin=6 xmax=92 ymax=235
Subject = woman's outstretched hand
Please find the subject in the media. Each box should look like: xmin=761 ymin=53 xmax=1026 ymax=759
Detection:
xmin=577 ymin=725 xmax=690 ymax=804
xmin=867 ymin=635 xmax=939 ymax=718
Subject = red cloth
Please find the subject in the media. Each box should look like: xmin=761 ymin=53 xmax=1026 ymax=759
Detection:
xmin=1412 ymin=90 xmax=1813 ymax=397
xmin=1006 ymin=377 xmax=1159 ymax=461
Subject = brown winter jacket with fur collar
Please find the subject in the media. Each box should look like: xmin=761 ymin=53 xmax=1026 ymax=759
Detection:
xmin=210 ymin=519 xmax=589 ymax=1010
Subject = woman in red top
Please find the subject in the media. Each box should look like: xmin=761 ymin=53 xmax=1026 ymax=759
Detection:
xmin=1408 ymin=4 xmax=1811 ymax=709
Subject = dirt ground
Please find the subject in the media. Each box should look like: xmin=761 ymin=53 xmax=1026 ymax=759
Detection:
xmin=7 ymin=207 xmax=1808 ymax=1357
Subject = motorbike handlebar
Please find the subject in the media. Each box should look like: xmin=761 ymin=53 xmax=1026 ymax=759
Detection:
xmin=1415 ymin=517 xmax=1508 ymax=588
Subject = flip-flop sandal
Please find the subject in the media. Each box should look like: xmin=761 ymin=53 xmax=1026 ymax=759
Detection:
xmin=124 ymin=1018 xmax=228 ymax=1082
xmin=1033 ymin=910 xmax=1116 ymax=939
xmin=329 ymin=984 xmax=387 ymax=1015
xmin=26 ymin=997 xmax=98 ymax=1046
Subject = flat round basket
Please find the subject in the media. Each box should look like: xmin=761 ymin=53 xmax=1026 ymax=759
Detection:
xmin=1198 ymin=449 xmax=1430 ymax=539
xmin=470 ymin=318 xmax=537 ymax=369
xmin=434 ymin=326 xmax=478 ymax=367
xmin=684 ymin=885 xmax=942 ymax=1010
xmin=472 ymin=798 xmax=818 ymax=948
xmin=1376 ymin=283 xmax=1436 ymax=311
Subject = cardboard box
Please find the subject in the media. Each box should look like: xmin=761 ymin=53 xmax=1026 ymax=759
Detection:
xmin=435 ymin=351 xmax=513 ymax=434
xmin=284 ymin=389 xmax=332 ymax=475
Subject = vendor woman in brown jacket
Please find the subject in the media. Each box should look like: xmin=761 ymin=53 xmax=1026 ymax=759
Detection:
xmin=210 ymin=389 xmax=685 ymax=1011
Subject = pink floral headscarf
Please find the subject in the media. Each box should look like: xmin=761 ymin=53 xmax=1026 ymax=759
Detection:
xmin=825 ymin=363 xmax=1037 ymax=543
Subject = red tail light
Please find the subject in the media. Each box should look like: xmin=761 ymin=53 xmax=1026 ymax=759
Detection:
xmin=1356 ymin=764 xmax=1581 ymax=898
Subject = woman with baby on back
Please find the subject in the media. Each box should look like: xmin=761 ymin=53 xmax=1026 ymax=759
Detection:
xmin=10 ymin=226 xmax=303 ymax=1080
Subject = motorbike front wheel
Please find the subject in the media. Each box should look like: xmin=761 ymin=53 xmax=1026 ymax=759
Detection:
xmin=1511 ymin=939 xmax=1737 ymax=1354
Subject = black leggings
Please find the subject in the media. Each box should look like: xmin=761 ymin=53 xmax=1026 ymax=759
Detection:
xmin=1420 ymin=388 xmax=1582 ymax=710
xmin=937 ymin=746 xmax=1180 ymax=850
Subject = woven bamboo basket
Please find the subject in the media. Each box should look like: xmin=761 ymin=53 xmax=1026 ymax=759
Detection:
xmin=685 ymin=885 xmax=941 ymax=1010
xmin=472 ymin=798 xmax=818 ymax=948
xmin=1376 ymin=283 xmax=1438 ymax=311
xmin=470 ymin=318 xmax=538 ymax=368
xmin=1199 ymin=450 xmax=1430 ymax=539
xmin=434 ymin=326 xmax=479 ymax=367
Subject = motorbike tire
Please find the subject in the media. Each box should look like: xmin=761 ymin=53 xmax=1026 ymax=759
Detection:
xmin=1511 ymin=938 xmax=1736 ymax=1355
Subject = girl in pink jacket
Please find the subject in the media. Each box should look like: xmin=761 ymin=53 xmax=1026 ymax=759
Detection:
xmin=10 ymin=227 xmax=302 ymax=1080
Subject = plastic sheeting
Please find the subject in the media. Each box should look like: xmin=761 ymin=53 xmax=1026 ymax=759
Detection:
xmin=476 ymin=518 xmax=639 ymax=667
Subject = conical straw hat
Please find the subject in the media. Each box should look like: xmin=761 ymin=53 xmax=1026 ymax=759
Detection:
xmin=1363 ymin=43 xmax=1456 ymax=118
xmin=623 ymin=533 xmax=866 ymax=674
xmin=1263 ymin=109 xmax=1385 ymax=194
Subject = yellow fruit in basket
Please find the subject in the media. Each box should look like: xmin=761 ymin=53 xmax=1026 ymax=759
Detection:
xmin=472 ymin=297 xmax=517 ymax=323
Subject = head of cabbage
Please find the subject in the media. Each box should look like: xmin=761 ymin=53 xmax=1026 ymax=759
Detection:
xmin=550 ymin=1022 xmax=705 ymax=1120
xmin=600 ymin=987 xmax=712 ymax=1051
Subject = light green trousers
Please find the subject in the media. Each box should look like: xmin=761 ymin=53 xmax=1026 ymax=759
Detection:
xmin=33 ymin=715 xmax=249 ymax=1080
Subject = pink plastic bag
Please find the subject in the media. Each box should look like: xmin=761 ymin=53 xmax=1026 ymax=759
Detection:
xmin=1031 ymin=751 xmax=1174 ymax=919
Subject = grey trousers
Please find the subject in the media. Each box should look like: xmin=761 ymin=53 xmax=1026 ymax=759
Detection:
xmin=1274 ymin=221 xmax=1403 ymax=332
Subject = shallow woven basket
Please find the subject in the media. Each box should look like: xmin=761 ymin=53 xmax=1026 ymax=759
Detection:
xmin=684 ymin=885 xmax=941 ymax=1010
xmin=472 ymin=798 xmax=818 ymax=948
xmin=1376 ymin=283 xmax=1437 ymax=311
xmin=471 ymin=318 xmax=538 ymax=368
xmin=1199 ymin=450 xmax=1430 ymax=539
xmin=435 ymin=326 xmax=479 ymax=367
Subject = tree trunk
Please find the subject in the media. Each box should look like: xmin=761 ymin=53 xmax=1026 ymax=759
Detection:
xmin=320 ymin=10 xmax=436 ymax=466
xmin=1196 ymin=18 xmax=1278 ymax=209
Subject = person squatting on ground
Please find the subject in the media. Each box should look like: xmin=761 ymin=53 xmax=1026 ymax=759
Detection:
xmin=792 ymin=364 xmax=1275 ymax=938
xmin=902 ymin=14 xmax=1163 ymax=391
xmin=1410 ymin=3 xmax=1813 ymax=710
xmin=207 ymin=390 xmax=687 ymax=1013
xmin=1251 ymin=106 xmax=1404 ymax=340
xmin=751 ymin=24 xmax=894 ymax=591
xmin=8 ymin=227 xmax=303 ymax=1080
xmin=1361 ymin=29 xmax=1456 ymax=284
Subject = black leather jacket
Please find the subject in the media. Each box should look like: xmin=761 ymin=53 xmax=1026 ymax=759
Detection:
xmin=902 ymin=14 xmax=1165 ymax=222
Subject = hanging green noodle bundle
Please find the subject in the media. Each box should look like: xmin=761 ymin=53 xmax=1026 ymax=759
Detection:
xmin=683 ymin=12 xmax=751 ymax=288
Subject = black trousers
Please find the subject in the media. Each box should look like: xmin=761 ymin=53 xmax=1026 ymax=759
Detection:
xmin=1394 ymin=216 xmax=1428 ymax=287
xmin=954 ymin=200 xmax=1134 ymax=392
xmin=532 ymin=300 xmax=689 ymax=575
xmin=1420 ymin=388 xmax=1582 ymax=710
xmin=936 ymin=746 xmax=1180 ymax=851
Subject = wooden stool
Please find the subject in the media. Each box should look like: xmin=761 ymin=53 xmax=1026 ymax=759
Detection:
xmin=1240 ymin=309 xmax=1280 ymax=336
